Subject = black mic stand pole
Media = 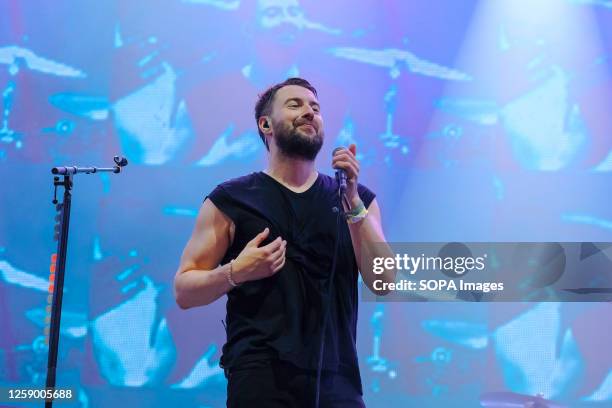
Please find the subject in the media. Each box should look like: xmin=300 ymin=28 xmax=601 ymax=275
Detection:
xmin=45 ymin=156 xmax=128 ymax=408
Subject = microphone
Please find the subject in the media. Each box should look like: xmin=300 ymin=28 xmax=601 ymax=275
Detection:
xmin=332 ymin=147 xmax=347 ymax=195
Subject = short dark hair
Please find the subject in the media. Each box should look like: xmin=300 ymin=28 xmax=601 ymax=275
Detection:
xmin=254 ymin=77 xmax=318 ymax=151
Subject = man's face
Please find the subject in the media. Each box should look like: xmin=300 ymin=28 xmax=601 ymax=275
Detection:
xmin=269 ymin=84 xmax=324 ymax=161
xmin=256 ymin=0 xmax=305 ymax=45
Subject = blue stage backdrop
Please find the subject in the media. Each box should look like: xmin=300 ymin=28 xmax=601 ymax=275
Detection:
xmin=1 ymin=1 xmax=612 ymax=407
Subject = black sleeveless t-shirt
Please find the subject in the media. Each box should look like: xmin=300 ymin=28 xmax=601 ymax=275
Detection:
xmin=207 ymin=172 xmax=375 ymax=389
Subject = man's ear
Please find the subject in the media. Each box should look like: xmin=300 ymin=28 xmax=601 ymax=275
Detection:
xmin=259 ymin=116 xmax=271 ymax=134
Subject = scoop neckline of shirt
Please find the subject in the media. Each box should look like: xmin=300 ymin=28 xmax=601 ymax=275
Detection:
xmin=258 ymin=171 xmax=321 ymax=195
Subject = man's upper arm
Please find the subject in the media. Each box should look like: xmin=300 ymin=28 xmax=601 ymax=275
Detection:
xmin=176 ymin=198 xmax=233 ymax=275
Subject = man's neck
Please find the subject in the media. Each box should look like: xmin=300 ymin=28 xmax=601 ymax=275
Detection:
xmin=265 ymin=153 xmax=317 ymax=193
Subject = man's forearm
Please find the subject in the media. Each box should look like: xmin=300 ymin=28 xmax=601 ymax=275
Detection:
xmin=347 ymin=202 xmax=396 ymax=293
xmin=174 ymin=263 xmax=233 ymax=309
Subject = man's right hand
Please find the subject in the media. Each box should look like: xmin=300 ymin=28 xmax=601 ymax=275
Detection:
xmin=231 ymin=228 xmax=287 ymax=284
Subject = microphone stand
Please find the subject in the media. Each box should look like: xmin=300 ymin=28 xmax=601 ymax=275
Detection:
xmin=45 ymin=156 xmax=128 ymax=408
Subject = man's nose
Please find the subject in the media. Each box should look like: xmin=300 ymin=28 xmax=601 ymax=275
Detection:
xmin=300 ymin=106 xmax=314 ymax=120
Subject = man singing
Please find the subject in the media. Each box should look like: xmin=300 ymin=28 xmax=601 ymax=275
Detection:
xmin=174 ymin=77 xmax=394 ymax=407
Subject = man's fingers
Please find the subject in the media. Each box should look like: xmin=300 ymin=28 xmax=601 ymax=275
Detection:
xmin=270 ymin=242 xmax=286 ymax=263
xmin=271 ymin=255 xmax=286 ymax=272
xmin=332 ymin=151 xmax=359 ymax=171
xmin=261 ymin=236 xmax=283 ymax=254
xmin=348 ymin=143 xmax=357 ymax=156
xmin=334 ymin=148 xmax=356 ymax=161
xmin=332 ymin=159 xmax=359 ymax=179
xmin=332 ymin=146 xmax=356 ymax=160
xmin=247 ymin=227 xmax=270 ymax=247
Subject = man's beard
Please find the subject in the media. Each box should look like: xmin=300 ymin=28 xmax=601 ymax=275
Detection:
xmin=273 ymin=120 xmax=323 ymax=161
